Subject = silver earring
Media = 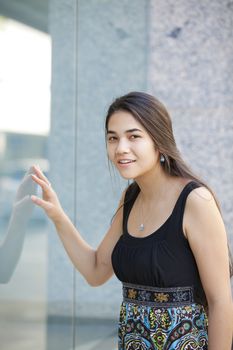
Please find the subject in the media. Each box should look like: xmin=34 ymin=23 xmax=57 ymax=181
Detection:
xmin=160 ymin=154 xmax=165 ymax=163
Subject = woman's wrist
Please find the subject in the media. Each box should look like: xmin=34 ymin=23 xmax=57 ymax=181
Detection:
xmin=53 ymin=210 xmax=70 ymax=230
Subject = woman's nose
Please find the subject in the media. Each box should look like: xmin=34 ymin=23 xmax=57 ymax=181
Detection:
xmin=115 ymin=138 xmax=130 ymax=155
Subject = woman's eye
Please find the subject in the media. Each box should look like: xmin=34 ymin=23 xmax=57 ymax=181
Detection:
xmin=107 ymin=136 xmax=117 ymax=142
xmin=130 ymin=135 xmax=140 ymax=139
xmin=107 ymin=135 xmax=140 ymax=142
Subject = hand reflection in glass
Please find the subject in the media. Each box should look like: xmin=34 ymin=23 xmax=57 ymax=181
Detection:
xmin=0 ymin=167 xmax=37 ymax=283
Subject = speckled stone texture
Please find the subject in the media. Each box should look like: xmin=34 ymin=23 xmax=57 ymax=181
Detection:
xmin=147 ymin=0 xmax=233 ymax=253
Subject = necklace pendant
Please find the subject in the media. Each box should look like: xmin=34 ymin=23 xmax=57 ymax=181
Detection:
xmin=139 ymin=223 xmax=144 ymax=231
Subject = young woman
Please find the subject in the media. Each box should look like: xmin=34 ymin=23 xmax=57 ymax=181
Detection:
xmin=31 ymin=92 xmax=233 ymax=350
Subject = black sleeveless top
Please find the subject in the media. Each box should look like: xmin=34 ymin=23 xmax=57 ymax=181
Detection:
xmin=111 ymin=181 xmax=207 ymax=306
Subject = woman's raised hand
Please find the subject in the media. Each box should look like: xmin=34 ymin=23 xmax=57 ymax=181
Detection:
xmin=31 ymin=165 xmax=65 ymax=223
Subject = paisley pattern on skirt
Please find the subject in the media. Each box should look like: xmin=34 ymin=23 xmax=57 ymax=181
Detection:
xmin=118 ymin=283 xmax=208 ymax=350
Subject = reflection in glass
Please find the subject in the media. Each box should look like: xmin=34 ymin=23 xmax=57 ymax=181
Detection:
xmin=0 ymin=17 xmax=50 ymax=350
xmin=0 ymin=166 xmax=37 ymax=283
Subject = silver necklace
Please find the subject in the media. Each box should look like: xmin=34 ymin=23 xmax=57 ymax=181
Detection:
xmin=139 ymin=196 xmax=150 ymax=231
xmin=139 ymin=222 xmax=145 ymax=231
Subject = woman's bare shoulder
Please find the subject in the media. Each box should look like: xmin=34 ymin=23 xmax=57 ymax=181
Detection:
xmin=187 ymin=185 xmax=214 ymax=207
xmin=183 ymin=184 xmax=222 ymax=238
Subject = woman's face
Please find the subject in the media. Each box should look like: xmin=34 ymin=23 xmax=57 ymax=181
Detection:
xmin=106 ymin=111 xmax=160 ymax=180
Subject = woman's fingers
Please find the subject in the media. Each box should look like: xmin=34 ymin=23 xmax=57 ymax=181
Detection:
xmin=31 ymin=193 xmax=62 ymax=222
xmin=31 ymin=195 xmax=54 ymax=213
xmin=31 ymin=174 xmax=51 ymax=193
xmin=32 ymin=165 xmax=51 ymax=187
xmin=30 ymin=165 xmax=64 ymax=222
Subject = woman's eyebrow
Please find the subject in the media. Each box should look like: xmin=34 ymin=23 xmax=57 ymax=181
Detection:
xmin=107 ymin=128 xmax=143 ymax=134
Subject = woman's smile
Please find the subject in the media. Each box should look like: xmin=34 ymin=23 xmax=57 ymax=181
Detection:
xmin=117 ymin=158 xmax=136 ymax=167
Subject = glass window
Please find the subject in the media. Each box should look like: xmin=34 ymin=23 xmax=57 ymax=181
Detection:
xmin=0 ymin=17 xmax=50 ymax=350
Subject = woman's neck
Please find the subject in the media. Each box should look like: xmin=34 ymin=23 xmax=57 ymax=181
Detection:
xmin=135 ymin=168 xmax=177 ymax=202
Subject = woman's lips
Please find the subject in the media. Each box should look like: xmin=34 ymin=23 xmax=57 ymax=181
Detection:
xmin=117 ymin=159 xmax=136 ymax=167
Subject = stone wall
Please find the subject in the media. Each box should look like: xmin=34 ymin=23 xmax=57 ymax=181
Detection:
xmin=148 ymin=0 xmax=233 ymax=249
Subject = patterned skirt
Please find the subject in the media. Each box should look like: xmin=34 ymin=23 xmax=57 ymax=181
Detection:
xmin=118 ymin=283 xmax=208 ymax=350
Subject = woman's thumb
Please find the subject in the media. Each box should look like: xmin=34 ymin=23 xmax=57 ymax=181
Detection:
xmin=31 ymin=195 xmax=52 ymax=211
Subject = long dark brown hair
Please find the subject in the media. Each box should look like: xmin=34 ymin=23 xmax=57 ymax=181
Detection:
xmin=105 ymin=91 xmax=233 ymax=276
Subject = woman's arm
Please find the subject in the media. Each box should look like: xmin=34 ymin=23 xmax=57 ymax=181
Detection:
xmin=31 ymin=165 xmax=124 ymax=286
xmin=184 ymin=187 xmax=233 ymax=350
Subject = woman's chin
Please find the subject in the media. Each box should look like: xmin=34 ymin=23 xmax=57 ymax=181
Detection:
xmin=117 ymin=171 xmax=135 ymax=180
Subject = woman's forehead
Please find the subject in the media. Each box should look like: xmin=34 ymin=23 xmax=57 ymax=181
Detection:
xmin=107 ymin=111 xmax=144 ymax=131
